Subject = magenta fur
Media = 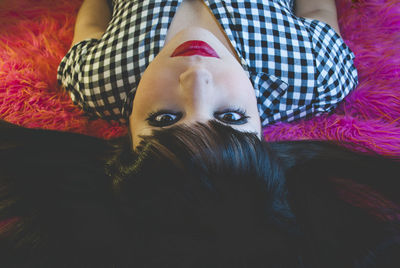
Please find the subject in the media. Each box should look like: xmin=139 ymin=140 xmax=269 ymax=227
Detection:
xmin=1 ymin=0 xmax=399 ymax=155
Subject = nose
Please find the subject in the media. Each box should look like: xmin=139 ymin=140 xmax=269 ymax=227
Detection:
xmin=179 ymin=66 xmax=214 ymax=113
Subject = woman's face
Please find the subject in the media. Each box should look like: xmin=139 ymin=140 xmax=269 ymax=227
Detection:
xmin=130 ymin=27 xmax=261 ymax=148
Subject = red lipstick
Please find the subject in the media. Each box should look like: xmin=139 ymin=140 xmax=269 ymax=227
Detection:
xmin=171 ymin=40 xmax=219 ymax=58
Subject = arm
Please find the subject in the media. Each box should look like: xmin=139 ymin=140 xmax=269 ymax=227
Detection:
xmin=294 ymin=0 xmax=341 ymax=35
xmin=71 ymin=0 xmax=112 ymax=46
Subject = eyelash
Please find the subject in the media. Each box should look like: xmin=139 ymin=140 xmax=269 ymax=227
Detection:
xmin=146 ymin=108 xmax=249 ymax=127
xmin=217 ymin=107 xmax=247 ymax=116
xmin=214 ymin=107 xmax=249 ymax=124
xmin=146 ymin=110 xmax=183 ymax=127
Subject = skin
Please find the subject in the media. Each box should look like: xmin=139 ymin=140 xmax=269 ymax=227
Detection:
xmin=70 ymin=0 xmax=341 ymax=148
xmin=129 ymin=27 xmax=263 ymax=148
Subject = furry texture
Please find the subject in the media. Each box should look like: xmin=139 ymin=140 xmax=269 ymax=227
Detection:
xmin=0 ymin=0 xmax=399 ymax=154
xmin=0 ymin=0 xmax=126 ymax=139
xmin=264 ymin=0 xmax=400 ymax=156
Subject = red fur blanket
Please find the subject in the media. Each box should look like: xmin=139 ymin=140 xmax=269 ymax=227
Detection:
xmin=1 ymin=0 xmax=399 ymax=156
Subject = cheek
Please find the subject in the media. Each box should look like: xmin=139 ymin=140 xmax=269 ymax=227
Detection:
xmin=216 ymin=66 xmax=260 ymax=123
xmin=133 ymin=66 xmax=179 ymax=110
xmin=129 ymin=62 xmax=181 ymax=142
xmin=216 ymin=68 xmax=256 ymax=103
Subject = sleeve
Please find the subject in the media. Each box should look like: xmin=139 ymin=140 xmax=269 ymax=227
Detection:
xmin=301 ymin=18 xmax=358 ymax=113
xmin=57 ymin=0 xmax=162 ymax=123
xmin=57 ymin=39 xmax=106 ymax=118
xmin=271 ymin=0 xmax=294 ymax=11
xmin=57 ymin=36 xmax=129 ymax=123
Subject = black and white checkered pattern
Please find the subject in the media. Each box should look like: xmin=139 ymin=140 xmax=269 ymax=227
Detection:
xmin=57 ymin=0 xmax=358 ymax=126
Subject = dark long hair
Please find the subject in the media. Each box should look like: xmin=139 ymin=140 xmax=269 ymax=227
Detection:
xmin=0 ymin=120 xmax=400 ymax=267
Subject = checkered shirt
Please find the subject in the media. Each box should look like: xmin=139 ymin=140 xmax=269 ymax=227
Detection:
xmin=57 ymin=0 xmax=358 ymax=126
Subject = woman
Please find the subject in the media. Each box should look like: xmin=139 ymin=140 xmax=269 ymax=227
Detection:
xmin=57 ymin=0 xmax=357 ymax=148
xmin=0 ymin=119 xmax=399 ymax=267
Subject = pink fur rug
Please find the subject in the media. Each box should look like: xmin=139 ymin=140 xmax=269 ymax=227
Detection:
xmin=1 ymin=0 xmax=399 ymax=156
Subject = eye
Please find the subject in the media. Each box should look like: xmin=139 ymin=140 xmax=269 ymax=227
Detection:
xmin=146 ymin=110 xmax=182 ymax=127
xmin=215 ymin=109 xmax=249 ymax=125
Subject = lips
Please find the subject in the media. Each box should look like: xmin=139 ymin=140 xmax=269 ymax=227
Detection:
xmin=171 ymin=40 xmax=220 ymax=58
